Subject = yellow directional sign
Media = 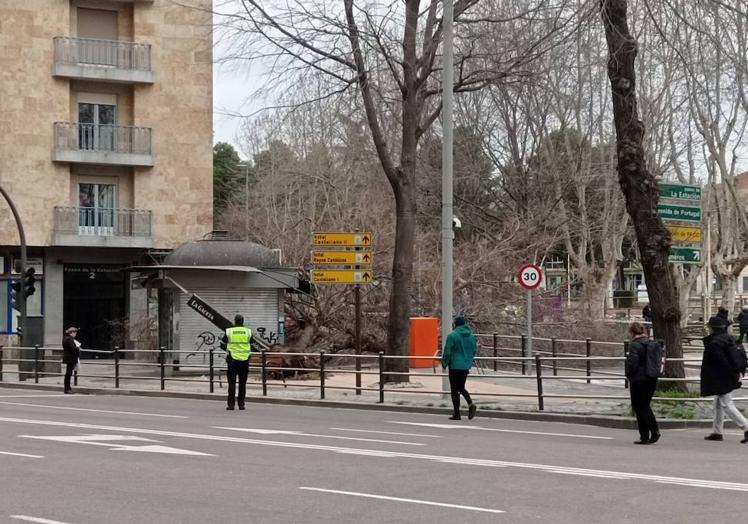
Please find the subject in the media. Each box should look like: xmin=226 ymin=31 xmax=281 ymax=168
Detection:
xmin=313 ymin=232 xmax=372 ymax=247
xmin=312 ymin=251 xmax=373 ymax=265
xmin=667 ymin=225 xmax=702 ymax=243
xmin=311 ymin=269 xmax=374 ymax=284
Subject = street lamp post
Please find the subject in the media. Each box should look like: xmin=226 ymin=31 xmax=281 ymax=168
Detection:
xmin=441 ymin=0 xmax=454 ymax=397
xmin=0 ymin=186 xmax=27 ymax=346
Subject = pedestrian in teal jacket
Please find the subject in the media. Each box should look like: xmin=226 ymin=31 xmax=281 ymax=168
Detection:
xmin=441 ymin=317 xmax=477 ymax=420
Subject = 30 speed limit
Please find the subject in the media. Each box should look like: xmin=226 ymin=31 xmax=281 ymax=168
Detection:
xmin=517 ymin=264 xmax=542 ymax=290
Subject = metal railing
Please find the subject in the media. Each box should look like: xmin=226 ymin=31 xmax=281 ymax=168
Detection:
xmin=0 ymin=343 xmax=743 ymax=413
xmin=54 ymin=122 xmax=152 ymax=156
xmin=54 ymin=206 xmax=152 ymax=237
xmin=54 ymin=37 xmax=152 ymax=71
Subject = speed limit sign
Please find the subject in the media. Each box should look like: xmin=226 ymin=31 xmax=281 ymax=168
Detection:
xmin=518 ymin=264 xmax=542 ymax=290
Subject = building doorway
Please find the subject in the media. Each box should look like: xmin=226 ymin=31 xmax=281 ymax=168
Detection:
xmin=63 ymin=264 xmax=125 ymax=354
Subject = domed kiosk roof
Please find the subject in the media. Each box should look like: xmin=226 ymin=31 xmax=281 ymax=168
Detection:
xmin=164 ymin=240 xmax=280 ymax=268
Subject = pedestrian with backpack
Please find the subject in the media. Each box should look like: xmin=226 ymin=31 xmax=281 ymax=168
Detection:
xmin=625 ymin=322 xmax=661 ymax=445
xmin=701 ymin=316 xmax=748 ymax=443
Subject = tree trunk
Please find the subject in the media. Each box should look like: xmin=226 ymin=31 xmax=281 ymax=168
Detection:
xmin=584 ymin=279 xmax=607 ymax=320
xmin=600 ymin=0 xmax=685 ymax=390
xmin=673 ymin=267 xmax=699 ymax=328
xmin=384 ymin=179 xmax=417 ymax=382
xmin=721 ymin=274 xmax=738 ymax=314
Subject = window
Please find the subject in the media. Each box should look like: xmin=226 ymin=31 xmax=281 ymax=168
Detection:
xmin=78 ymin=103 xmax=116 ymax=151
xmin=79 ymin=183 xmax=116 ymax=235
xmin=743 ymin=276 xmax=748 ymax=293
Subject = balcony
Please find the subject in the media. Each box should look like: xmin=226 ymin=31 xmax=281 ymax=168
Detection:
xmin=54 ymin=206 xmax=153 ymax=248
xmin=52 ymin=122 xmax=154 ymax=167
xmin=53 ymin=37 xmax=154 ymax=84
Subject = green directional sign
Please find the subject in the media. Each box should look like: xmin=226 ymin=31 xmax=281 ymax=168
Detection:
xmin=659 ymin=183 xmax=701 ymax=201
xmin=657 ymin=204 xmax=701 ymax=222
xmin=668 ymin=247 xmax=701 ymax=263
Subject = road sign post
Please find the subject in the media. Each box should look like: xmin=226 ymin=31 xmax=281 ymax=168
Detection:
xmin=656 ymin=204 xmax=702 ymax=222
xmin=518 ymin=264 xmax=542 ymax=374
xmin=658 ymin=183 xmax=702 ymax=201
xmin=311 ymin=231 xmax=373 ymax=395
xmin=668 ymin=247 xmax=701 ymax=263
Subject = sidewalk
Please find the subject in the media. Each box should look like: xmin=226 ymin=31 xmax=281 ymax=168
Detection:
xmin=0 ymin=361 xmax=636 ymax=416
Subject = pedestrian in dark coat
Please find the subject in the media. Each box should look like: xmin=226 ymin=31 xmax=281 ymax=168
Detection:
xmin=736 ymin=305 xmax=748 ymax=342
xmin=441 ymin=316 xmax=477 ymax=421
xmin=717 ymin=306 xmax=732 ymax=327
xmin=701 ymin=316 xmax=748 ymax=443
xmin=625 ymin=322 xmax=660 ymax=445
xmin=642 ymin=304 xmax=652 ymax=324
xmin=62 ymin=327 xmax=80 ymax=394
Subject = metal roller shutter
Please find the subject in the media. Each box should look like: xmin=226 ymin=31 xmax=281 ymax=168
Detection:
xmin=177 ymin=289 xmax=281 ymax=362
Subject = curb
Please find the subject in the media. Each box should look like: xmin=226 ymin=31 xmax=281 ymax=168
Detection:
xmin=0 ymin=381 xmax=717 ymax=429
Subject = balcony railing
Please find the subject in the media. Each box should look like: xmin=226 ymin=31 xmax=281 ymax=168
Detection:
xmin=53 ymin=122 xmax=154 ymax=166
xmin=53 ymin=37 xmax=154 ymax=83
xmin=54 ymin=206 xmax=152 ymax=238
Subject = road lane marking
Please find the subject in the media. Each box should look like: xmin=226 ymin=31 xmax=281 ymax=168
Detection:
xmin=10 ymin=516 xmax=72 ymax=524
xmin=299 ymin=487 xmax=504 ymax=514
xmin=3 ymin=416 xmax=748 ymax=492
xmin=20 ymin=434 xmax=214 ymax=456
xmin=329 ymin=428 xmax=440 ymax=438
xmin=0 ymin=451 xmax=44 ymax=458
xmin=213 ymin=427 xmax=424 ymax=446
xmin=387 ymin=421 xmax=613 ymax=440
xmin=0 ymin=395 xmax=70 ymax=398
xmin=0 ymin=401 xmax=187 ymax=419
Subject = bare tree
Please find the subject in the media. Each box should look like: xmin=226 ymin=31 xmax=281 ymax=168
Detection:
xmin=215 ymin=0 xmax=580 ymax=381
xmin=600 ymin=0 xmax=684 ymax=385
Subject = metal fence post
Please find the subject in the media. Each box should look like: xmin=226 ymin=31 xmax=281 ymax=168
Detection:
xmin=319 ymin=350 xmax=325 ymax=400
xmin=378 ymin=352 xmax=384 ymax=403
xmin=261 ymin=350 xmax=267 ymax=397
xmin=623 ymin=341 xmax=630 ymax=390
xmin=34 ymin=345 xmax=39 ymax=384
xmin=159 ymin=346 xmax=165 ymax=391
xmin=535 ymin=354 xmax=544 ymax=411
xmin=492 ymin=333 xmax=498 ymax=372
xmin=585 ymin=338 xmax=592 ymax=384
xmin=521 ymin=335 xmax=527 ymax=375
xmin=0 ymin=345 xmax=4 ymax=382
xmin=114 ymin=346 xmax=120 ymax=389
xmin=209 ymin=348 xmax=214 ymax=393
xmin=551 ymin=337 xmax=558 ymax=376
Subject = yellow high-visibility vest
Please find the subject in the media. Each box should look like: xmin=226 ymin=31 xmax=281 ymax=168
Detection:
xmin=226 ymin=326 xmax=251 ymax=361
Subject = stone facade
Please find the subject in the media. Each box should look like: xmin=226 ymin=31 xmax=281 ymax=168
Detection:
xmin=0 ymin=0 xmax=213 ymax=248
xmin=0 ymin=0 xmax=212 ymax=347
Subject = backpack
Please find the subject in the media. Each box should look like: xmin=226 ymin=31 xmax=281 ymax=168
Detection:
xmin=734 ymin=343 xmax=748 ymax=374
xmin=644 ymin=339 xmax=666 ymax=379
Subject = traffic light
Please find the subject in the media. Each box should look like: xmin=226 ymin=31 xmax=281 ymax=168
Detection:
xmin=9 ymin=268 xmax=36 ymax=311
xmin=24 ymin=267 xmax=36 ymax=298
xmin=10 ymin=280 xmax=21 ymax=311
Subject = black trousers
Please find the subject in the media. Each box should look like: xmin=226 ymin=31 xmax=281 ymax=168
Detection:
xmin=630 ymin=378 xmax=658 ymax=440
xmin=448 ymin=369 xmax=473 ymax=415
xmin=64 ymin=362 xmax=75 ymax=391
xmin=226 ymin=358 xmax=250 ymax=407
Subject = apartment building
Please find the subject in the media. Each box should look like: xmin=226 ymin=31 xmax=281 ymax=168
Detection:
xmin=0 ymin=0 xmax=213 ymax=350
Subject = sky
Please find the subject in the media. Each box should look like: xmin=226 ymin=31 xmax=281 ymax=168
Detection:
xmin=212 ymin=61 xmax=261 ymax=154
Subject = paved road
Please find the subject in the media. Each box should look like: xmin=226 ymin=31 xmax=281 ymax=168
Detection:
xmin=0 ymin=388 xmax=745 ymax=523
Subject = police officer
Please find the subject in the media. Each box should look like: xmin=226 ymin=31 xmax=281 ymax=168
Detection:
xmin=221 ymin=314 xmax=254 ymax=411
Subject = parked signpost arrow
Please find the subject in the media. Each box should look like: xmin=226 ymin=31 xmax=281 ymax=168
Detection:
xmin=668 ymin=247 xmax=701 ymax=263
